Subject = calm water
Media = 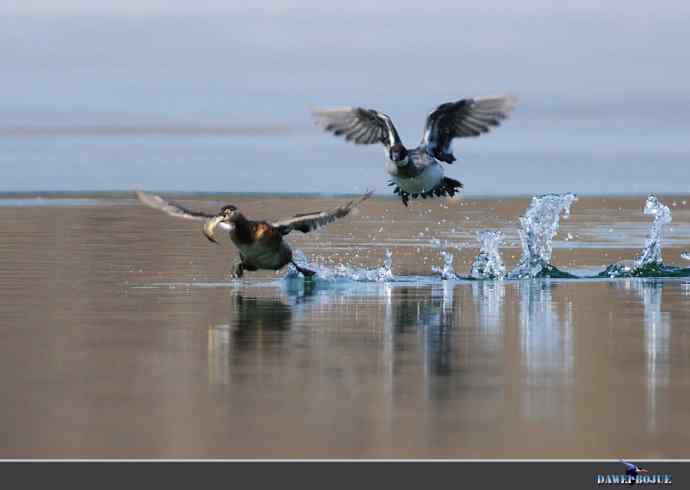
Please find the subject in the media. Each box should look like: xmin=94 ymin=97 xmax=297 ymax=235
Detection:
xmin=1 ymin=194 xmax=689 ymax=458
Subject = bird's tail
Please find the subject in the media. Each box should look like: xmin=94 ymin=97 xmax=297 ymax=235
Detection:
xmin=390 ymin=177 xmax=463 ymax=206
xmin=439 ymin=177 xmax=463 ymax=197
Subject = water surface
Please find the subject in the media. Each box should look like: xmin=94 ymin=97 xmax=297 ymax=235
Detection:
xmin=0 ymin=194 xmax=689 ymax=458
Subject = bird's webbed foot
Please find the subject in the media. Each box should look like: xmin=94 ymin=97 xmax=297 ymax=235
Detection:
xmin=230 ymin=262 xmax=245 ymax=279
xmin=390 ymin=182 xmax=410 ymax=206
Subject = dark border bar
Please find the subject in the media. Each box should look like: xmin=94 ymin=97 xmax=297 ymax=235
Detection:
xmin=0 ymin=461 xmax=686 ymax=490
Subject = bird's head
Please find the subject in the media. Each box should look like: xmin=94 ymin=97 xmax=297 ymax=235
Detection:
xmin=389 ymin=144 xmax=408 ymax=163
xmin=220 ymin=204 xmax=241 ymax=222
xmin=203 ymin=204 xmax=242 ymax=243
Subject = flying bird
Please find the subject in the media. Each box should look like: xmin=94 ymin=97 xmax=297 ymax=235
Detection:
xmin=136 ymin=190 xmax=373 ymax=278
xmin=313 ymin=95 xmax=517 ymax=206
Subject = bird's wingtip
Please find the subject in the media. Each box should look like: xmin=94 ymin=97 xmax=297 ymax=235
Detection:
xmin=491 ymin=93 xmax=519 ymax=112
xmin=135 ymin=190 xmax=167 ymax=211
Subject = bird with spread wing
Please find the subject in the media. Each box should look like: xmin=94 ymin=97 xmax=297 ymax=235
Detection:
xmin=620 ymin=460 xmax=648 ymax=485
xmin=313 ymin=95 xmax=517 ymax=206
xmin=136 ymin=190 xmax=373 ymax=278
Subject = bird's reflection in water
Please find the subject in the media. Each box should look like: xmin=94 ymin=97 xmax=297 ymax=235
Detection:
xmin=230 ymin=293 xmax=293 ymax=344
xmin=380 ymin=281 xmax=509 ymax=391
xmin=207 ymin=280 xmax=381 ymax=386
xmin=384 ymin=285 xmax=435 ymax=334
xmin=422 ymin=281 xmax=457 ymax=377
xmin=206 ymin=279 xmax=576 ymax=418
xmin=378 ymin=282 xmax=461 ymax=408
xmin=380 ymin=282 xmax=459 ymax=375
xmin=208 ymin=289 xmax=302 ymax=386
xmin=518 ymin=281 xmax=574 ymax=423
xmin=422 ymin=281 xmax=511 ymax=410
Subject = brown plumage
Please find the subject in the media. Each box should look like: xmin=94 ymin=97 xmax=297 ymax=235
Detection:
xmin=136 ymin=190 xmax=373 ymax=278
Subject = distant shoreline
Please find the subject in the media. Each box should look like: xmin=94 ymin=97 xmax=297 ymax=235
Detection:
xmin=0 ymin=190 xmax=687 ymax=202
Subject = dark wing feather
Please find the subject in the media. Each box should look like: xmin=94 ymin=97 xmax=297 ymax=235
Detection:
xmin=273 ymin=190 xmax=374 ymax=235
xmin=421 ymin=95 xmax=517 ymax=163
xmin=136 ymin=190 xmax=216 ymax=220
xmin=312 ymin=107 xmax=402 ymax=150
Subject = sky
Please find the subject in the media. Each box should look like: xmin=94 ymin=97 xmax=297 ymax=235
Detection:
xmin=1 ymin=2 xmax=689 ymax=195
xmin=5 ymin=0 xmax=690 ymax=15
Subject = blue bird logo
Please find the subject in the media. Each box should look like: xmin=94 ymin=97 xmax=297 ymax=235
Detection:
xmin=620 ymin=460 xmax=649 ymax=485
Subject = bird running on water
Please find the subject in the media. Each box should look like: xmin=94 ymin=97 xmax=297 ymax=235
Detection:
xmin=313 ymin=95 xmax=517 ymax=206
xmin=136 ymin=190 xmax=373 ymax=278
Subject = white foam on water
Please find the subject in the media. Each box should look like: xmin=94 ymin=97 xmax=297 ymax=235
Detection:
xmin=287 ymin=249 xmax=395 ymax=282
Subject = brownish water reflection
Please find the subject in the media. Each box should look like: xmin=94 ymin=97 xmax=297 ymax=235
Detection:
xmin=0 ymin=196 xmax=689 ymax=458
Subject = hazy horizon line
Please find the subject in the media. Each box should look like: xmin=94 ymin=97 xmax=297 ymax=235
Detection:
xmin=0 ymin=124 xmax=294 ymax=137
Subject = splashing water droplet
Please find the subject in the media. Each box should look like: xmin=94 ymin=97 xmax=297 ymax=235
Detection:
xmin=376 ymin=249 xmax=395 ymax=281
xmin=432 ymin=249 xmax=457 ymax=280
xmin=508 ymin=193 xmax=578 ymax=279
xmin=598 ymin=195 xmax=679 ymax=278
xmin=431 ymin=239 xmax=458 ymax=280
xmin=285 ymin=249 xmax=394 ymax=282
xmin=635 ymin=194 xmax=672 ymax=268
xmin=471 ymin=231 xmax=506 ymax=279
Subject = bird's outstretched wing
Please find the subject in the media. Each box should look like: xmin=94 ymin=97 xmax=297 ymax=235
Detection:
xmin=420 ymin=94 xmax=517 ymax=163
xmin=620 ymin=460 xmax=637 ymax=472
xmin=312 ymin=107 xmax=402 ymax=150
xmin=136 ymin=190 xmax=217 ymax=220
xmin=273 ymin=190 xmax=374 ymax=235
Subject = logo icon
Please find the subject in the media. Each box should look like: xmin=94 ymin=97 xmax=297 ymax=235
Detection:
xmin=595 ymin=460 xmax=672 ymax=486
xmin=621 ymin=460 xmax=649 ymax=485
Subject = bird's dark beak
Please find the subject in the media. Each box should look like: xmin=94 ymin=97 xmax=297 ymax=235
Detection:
xmin=203 ymin=215 xmax=225 ymax=244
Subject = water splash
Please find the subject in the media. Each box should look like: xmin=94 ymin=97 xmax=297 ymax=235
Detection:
xmin=377 ymin=249 xmax=395 ymax=282
xmin=470 ymin=231 xmax=506 ymax=280
xmin=286 ymin=249 xmax=395 ymax=282
xmin=198 ymin=191 xmax=690 ymax=286
xmin=431 ymin=240 xmax=459 ymax=280
xmin=636 ymin=195 xmax=672 ymax=268
xmin=599 ymin=195 xmax=687 ymax=278
xmin=433 ymin=249 xmax=458 ymax=280
xmin=508 ymin=193 xmax=578 ymax=279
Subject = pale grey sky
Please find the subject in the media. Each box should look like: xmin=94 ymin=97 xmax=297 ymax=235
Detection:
xmin=1 ymin=1 xmax=689 ymax=195
xmin=5 ymin=0 xmax=690 ymax=16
